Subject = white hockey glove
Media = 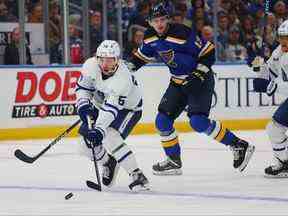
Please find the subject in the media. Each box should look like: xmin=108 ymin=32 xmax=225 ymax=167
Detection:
xmin=266 ymin=80 xmax=278 ymax=96
xmin=124 ymin=61 xmax=137 ymax=73
xmin=251 ymin=56 xmax=265 ymax=72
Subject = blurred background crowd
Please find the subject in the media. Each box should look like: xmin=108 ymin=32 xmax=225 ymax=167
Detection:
xmin=1 ymin=0 xmax=288 ymax=65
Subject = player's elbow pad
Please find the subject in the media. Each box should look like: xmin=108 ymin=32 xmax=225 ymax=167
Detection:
xmin=253 ymin=78 xmax=269 ymax=92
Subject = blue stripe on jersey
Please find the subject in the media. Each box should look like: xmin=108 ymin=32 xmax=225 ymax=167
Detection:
xmin=273 ymin=147 xmax=286 ymax=151
xmin=100 ymin=107 xmax=117 ymax=119
xmin=117 ymin=151 xmax=133 ymax=163
xmin=269 ymin=68 xmax=278 ymax=79
xmin=76 ymin=83 xmax=95 ymax=92
xmin=104 ymin=102 xmax=120 ymax=112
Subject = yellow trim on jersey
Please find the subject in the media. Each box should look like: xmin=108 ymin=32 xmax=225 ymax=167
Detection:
xmin=144 ymin=36 xmax=158 ymax=44
xmin=199 ymin=42 xmax=215 ymax=57
xmin=161 ymin=137 xmax=179 ymax=148
xmin=134 ymin=51 xmax=151 ymax=63
xmin=171 ymin=77 xmax=186 ymax=85
xmin=165 ymin=36 xmax=186 ymax=44
xmin=195 ymin=41 xmax=202 ymax=48
xmin=214 ymin=126 xmax=227 ymax=142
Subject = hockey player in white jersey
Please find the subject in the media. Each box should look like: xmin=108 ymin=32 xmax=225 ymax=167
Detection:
xmin=76 ymin=40 xmax=149 ymax=190
xmin=252 ymin=20 xmax=288 ymax=177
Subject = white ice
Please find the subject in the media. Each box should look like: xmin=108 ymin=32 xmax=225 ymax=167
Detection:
xmin=0 ymin=130 xmax=288 ymax=215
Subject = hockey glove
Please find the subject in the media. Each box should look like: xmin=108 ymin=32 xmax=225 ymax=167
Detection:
xmin=266 ymin=80 xmax=278 ymax=96
xmin=251 ymin=56 xmax=264 ymax=72
xmin=182 ymin=69 xmax=207 ymax=93
xmin=77 ymin=100 xmax=98 ymax=124
xmin=253 ymin=78 xmax=269 ymax=92
xmin=86 ymin=127 xmax=105 ymax=146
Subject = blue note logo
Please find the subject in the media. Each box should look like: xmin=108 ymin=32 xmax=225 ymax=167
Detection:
xmin=158 ymin=49 xmax=177 ymax=68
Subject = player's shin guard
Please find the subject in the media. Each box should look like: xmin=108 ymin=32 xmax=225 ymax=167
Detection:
xmin=204 ymin=120 xmax=255 ymax=171
xmin=91 ymin=144 xmax=119 ymax=187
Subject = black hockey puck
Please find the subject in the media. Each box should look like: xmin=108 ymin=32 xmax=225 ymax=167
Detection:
xmin=65 ymin=192 xmax=73 ymax=200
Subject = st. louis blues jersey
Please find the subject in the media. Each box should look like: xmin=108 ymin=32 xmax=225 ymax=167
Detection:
xmin=76 ymin=57 xmax=142 ymax=132
xmin=131 ymin=23 xmax=215 ymax=79
xmin=257 ymin=45 xmax=288 ymax=96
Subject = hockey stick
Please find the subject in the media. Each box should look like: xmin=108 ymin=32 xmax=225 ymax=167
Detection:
xmin=85 ymin=117 xmax=102 ymax=191
xmin=14 ymin=119 xmax=81 ymax=163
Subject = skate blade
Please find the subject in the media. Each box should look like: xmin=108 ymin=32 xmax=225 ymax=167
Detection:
xmin=264 ymin=173 xmax=288 ymax=178
xmin=130 ymin=184 xmax=150 ymax=192
xmin=238 ymin=145 xmax=255 ymax=172
xmin=152 ymin=168 xmax=182 ymax=176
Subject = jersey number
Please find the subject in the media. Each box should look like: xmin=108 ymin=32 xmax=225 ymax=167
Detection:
xmin=118 ymin=96 xmax=127 ymax=106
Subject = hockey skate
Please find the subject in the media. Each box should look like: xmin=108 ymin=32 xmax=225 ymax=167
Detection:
xmin=152 ymin=156 xmax=182 ymax=175
xmin=265 ymin=158 xmax=288 ymax=178
xmin=230 ymin=139 xmax=255 ymax=172
xmin=102 ymin=154 xmax=119 ymax=187
xmin=128 ymin=169 xmax=150 ymax=192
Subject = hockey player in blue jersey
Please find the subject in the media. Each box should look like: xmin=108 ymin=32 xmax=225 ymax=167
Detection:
xmin=129 ymin=3 xmax=255 ymax=175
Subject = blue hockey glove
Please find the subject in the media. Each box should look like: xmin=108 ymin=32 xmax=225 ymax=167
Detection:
xmin=86 ymin=127 xmax=105 ymax=146
xmin=266 ymin=80 xmax=278 ymax=96
xmin=77 ymin=100 xmax=98 ymax=124
xmin=182 ymin=69 xmax=207 ymax=93
xmin=253 ymin=78 xmax=269 ymax=92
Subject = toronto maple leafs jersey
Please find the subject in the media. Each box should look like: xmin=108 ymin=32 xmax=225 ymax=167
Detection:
xmin=76 ymin=57 xmax=142 ymax=132
xmin=131 ymin=23 xmax=215 ymax=78
xmin=258 ymin=45 xmax=288 ymax=96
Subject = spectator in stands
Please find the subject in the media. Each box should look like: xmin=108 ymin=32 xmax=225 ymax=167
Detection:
xmin=89 ymin=10 xmax=103 ymax=56
xmin=28 ymin=3 xmax=43 ymax=23
xmin=0 ymin=1 xmax=17 ymax=22
xmin=194 ymin=18 xmax=206 ymax=36
xmin=272 ymin=0 xmax=288 ymax=25
xmin=4 ymin=27 xmax=33 ymax=65
xmin=89 ymin=0 xmax=102 ymax=11
xmin=128 ymin=1 xmax=150 ymax=28
xmin=69 ymin=23 xmax=83 ymax=64
xmin=124 ymin=26 xmax=145 ymax=61
xmin=171 ymin=11 xmax=185 ymax=25
xmin=49 ymin=0 xmax=62 ymax=64
xmin=174 ymin=1 xmax=192 ymax=26
xmin=228 ymin=9 xmax=240 ymax=27
xmin=217 ymin=11 xmax=230 ymax=48
xmin=122 ymin=0 xmax=137 ymax=41
xmin=218 ymin=0 xmax=232 ymax=13
xmin=225 ymin=26 xmax=247 ymax=62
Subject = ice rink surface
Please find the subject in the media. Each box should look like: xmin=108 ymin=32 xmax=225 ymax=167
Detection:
xmin=1 ymin=130 xmax=288 ymax=215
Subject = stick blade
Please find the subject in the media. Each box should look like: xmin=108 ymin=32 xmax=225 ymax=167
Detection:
xmin=86 ymin=180 xmax=102 ymax=191
xmin=14 ymin=149 xmax=35 ymax=163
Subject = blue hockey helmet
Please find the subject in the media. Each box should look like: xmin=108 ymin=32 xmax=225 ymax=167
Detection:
xmin=148 ymin=3 xmax=169 ymax=21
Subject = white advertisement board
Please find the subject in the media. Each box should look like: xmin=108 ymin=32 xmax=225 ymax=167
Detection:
xmin=0 ymin=64 xmax=284 ymax=130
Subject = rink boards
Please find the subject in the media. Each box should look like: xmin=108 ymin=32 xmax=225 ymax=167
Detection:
xmin=0 ymin=64 xmax=284 ymax=140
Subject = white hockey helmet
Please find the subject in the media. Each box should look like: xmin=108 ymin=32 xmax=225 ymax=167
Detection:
xmin=278 ymin=20 xmax=288 ymax=36
xmin=96 ymin=40 xmax=121 ymax=58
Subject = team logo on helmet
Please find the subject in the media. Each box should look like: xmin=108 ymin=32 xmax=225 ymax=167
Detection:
xmin=149 ymin=3 xmax=169 ymax=20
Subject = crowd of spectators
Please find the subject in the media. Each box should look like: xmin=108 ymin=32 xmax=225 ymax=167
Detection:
xmin=1 ymin=0 xmax=288 ymax=64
